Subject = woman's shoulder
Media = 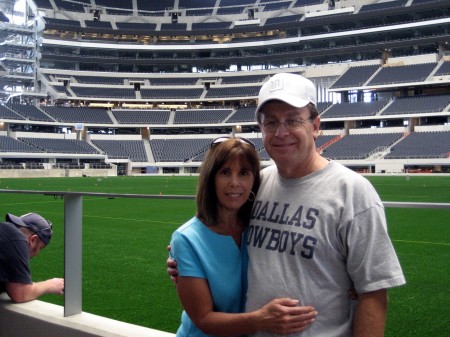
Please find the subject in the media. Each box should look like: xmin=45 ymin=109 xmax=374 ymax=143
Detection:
xmin=175 ymin=216 xmax=203 ymax=233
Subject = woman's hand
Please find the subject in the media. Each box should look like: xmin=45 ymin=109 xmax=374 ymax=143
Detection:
xmin=253 ymin=298 xmax=318 ymax=335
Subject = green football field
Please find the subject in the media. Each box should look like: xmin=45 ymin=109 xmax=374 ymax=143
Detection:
xmin=0 ymin=175 xmax=449 ymax=336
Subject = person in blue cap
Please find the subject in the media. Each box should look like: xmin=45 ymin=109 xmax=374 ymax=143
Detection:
xmin=0 ymin=212 xmax=64 ymax=303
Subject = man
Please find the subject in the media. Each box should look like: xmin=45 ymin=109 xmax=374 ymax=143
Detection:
xmin=243 ymin=72 xmax=405 ymax=336
xmin=168 ymin=72 xmax=406 ymax=336
xmin=0 ymin=212 xmax=64 ymax=303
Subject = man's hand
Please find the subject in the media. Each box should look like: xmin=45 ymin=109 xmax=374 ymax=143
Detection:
xmin=46 ymin=278 xmax=65 ymax=295
xmin=166 ymin=245 xmax=178 ymax=284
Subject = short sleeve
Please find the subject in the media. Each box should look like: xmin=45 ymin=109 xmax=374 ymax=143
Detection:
xmin=346 ymin=204 xmax=405 ymax=293
xmin=170 ymin=230 xmax=206 ymax=279
xmin=0 ymin=239 xmax=32 ymax=285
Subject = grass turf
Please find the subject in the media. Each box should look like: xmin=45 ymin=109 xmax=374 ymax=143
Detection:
xmin=0 ymin=175 xmax=449 ymax=336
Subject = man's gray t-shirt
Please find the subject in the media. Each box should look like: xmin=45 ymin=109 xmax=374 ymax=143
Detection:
xmin=244 ymin=161 xmax=405 ymax=337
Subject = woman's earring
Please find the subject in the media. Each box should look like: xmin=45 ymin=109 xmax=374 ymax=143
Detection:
xmin=248 ymin=191 xmax=256 ymax=202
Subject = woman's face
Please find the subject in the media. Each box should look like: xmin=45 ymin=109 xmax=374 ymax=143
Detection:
xmin=214 ymin=159 xmax=254 ymax=215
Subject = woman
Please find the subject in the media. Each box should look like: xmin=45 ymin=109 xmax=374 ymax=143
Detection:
xmin=170 ymin=137 xmax=316 ymax=337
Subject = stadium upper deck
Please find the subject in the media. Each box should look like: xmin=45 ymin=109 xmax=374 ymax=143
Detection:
xmin=0 ymin=0 xmax=448 ymax=102
xmin=35 ymin=0 xmax=450 ymax=72
xmin=0 ymin=0 xmax=448 ymax=176
xmin=28 ymin=0 xmax=450 ymax=108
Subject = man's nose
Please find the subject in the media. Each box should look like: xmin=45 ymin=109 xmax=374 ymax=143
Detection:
xmin=275 ymin=122 xmax=290 ymax=136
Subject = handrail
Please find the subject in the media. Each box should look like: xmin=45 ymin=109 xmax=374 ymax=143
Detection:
xmin=382 ymin=201 xmax=450 ymax=209
xmin=0 ymin=188 xmax=448 ymax=317
xmin=0 ymin=189 xmax=194 ymax=317
xmin=0 ymin=189 xmax=195 ymax=199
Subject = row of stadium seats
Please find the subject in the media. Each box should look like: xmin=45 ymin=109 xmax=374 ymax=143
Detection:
xmin=92 ymin=140 xmax=148 ymax=162
xmin=1 ymin=132 xmax=449 ymax=162
xmin=331 ymin=63 xmax=447 ymax=89
xmin=43 ymin=62 xmax=450 ymax=91
xmin=2 ymin=94 xmax=448 ymax=124
xmin=46 ymin=74 xmax=268 ymax=86
xmin=322 ymin=95 xmax=450 ymax=118
xmin=335 ymin=62 xmax=450 ymax=88
xmin=322 ymin=133 xmax=403 ymax=160
xmin=385 ymin=131 xmax=450 ymax=159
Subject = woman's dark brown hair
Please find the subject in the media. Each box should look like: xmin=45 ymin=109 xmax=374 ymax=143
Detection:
xmin=196 ymin=138 xmax=261 ymax=227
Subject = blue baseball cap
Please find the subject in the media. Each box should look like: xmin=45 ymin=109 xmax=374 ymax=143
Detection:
xmin=6 ymin=212 xmax=53 ymax=245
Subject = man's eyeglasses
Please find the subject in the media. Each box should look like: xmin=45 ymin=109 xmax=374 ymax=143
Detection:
xmin=261 ymin=118 xmax=311 ymax=133
xmin=210 ymin=136 xmax=255 ymax=149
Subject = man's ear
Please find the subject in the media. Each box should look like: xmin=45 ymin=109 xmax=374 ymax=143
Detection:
xmin=312 ymin=116 xmax=321 ymax=140
xmin=28 ymin=233 xmax=39 ymax=245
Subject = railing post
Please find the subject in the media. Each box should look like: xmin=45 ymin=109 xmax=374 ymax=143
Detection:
xmin=64 ymin=195 xmax=83 ymax=317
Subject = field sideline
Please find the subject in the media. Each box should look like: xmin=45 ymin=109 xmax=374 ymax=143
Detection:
xmin=0 ymin=175 xmax=449 ymax=336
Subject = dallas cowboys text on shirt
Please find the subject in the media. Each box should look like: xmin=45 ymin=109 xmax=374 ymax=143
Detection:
xmin=247 ymin=200 xmax=318 ymax=259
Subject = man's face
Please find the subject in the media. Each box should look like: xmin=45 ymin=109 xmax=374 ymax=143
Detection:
xmin=259 ymin=101 xmax=320 ymax=177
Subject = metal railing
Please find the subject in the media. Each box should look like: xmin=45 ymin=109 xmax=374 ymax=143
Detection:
xmin=0 ymin=188 xmax=449 ymax=317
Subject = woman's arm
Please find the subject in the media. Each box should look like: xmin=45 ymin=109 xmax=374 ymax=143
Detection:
xmin=177 ymin=276 xmax=317 ymax=336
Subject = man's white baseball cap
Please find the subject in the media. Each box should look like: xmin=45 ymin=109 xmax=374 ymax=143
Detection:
xmin=255 ymin=73 xmax=317 ymax=120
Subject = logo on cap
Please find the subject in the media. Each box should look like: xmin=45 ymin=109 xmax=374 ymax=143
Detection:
xmin=270 ymin=78 xmax=284 ymax=92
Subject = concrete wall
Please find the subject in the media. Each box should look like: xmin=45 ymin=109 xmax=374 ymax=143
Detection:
xmin=0 ymin=168 xmax=116 ymax=178
xmin=0 ymin=294 xmax=175 ymax=337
